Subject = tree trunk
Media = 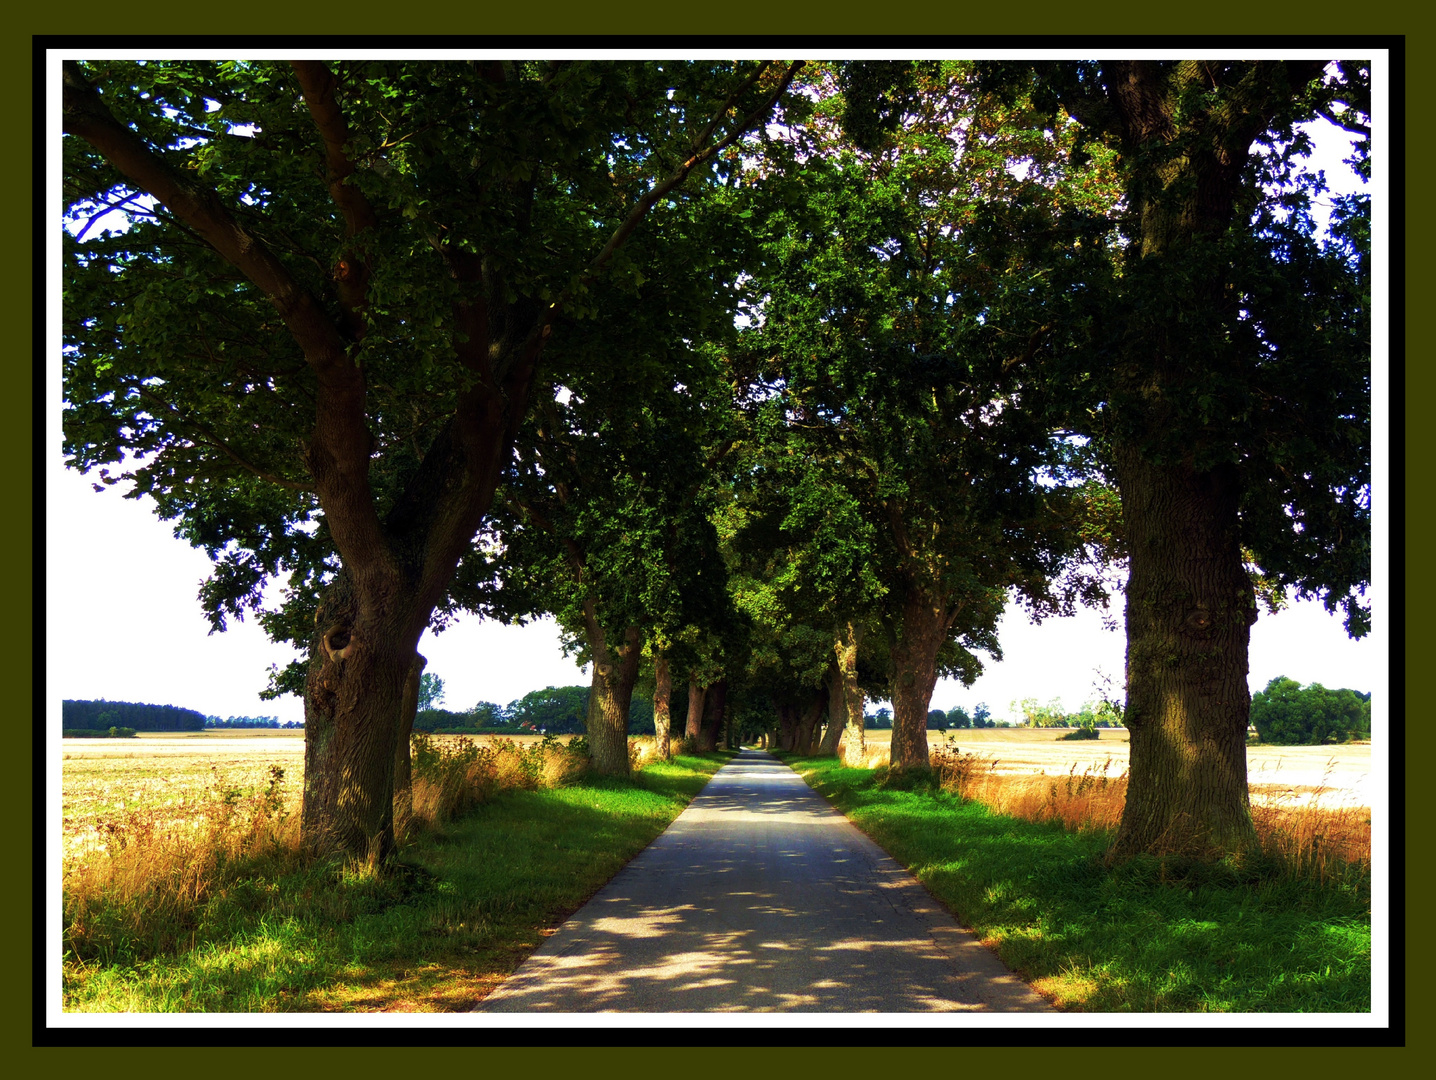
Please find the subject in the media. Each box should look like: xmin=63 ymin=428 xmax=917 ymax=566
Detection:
xmin=777 ymin=703 xmax=798 ymax=751
xmin=585 ymin=623 xmax=644 ymax=777
xmin=302 ymin=571 xmax=421 ymax=864
xmin=795 ymin=685 xmax=827 ymax=755
xmin=889 ymin=589 xmax=948 ymax=772
xmin=817 ymin=661 xmax=846 ymax=757
xmin=684 ymin=678 xmax=707 ymax=742
xmin=1090 ymin=62 xmax=1318 ymax=861
xmin=392 ymin=652 xmax=427 ymax=842
xmin=1108 ymin=447 xmax=1259 ymax=859
xmin=698 ymin=678 xmax=727 ymax=752
xmin=834 ymin=623 xmax=866 ymax=767
xmin=653 ymin=650 xmax=672 ymax=759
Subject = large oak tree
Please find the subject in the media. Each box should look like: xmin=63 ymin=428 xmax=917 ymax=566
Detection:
xmin=981 ymin=60 xmax=1372 ymax=858
xmin=63 ymin=58 xmax=801 ymax=861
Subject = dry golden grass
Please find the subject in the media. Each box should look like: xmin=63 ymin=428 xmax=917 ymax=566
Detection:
xmin=921 ymin=743 xmax=1370 ymax=879
xmin=930 ymin=744 xmax=1128 ymax=834
xmin=63 ymin=762 xmax=306 ymax=961
xmin=61 ymin=731 xmax=656 ymax=965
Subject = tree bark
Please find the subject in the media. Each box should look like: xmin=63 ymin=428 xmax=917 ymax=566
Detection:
xmin=795 ymin=685 xmax=827 ymax=756
xmin=302 ymin=571 xmax=421 ymax=863
xmin=1107 ymin=448 xmax=1259 ymax=859
xmin=653 ymin=650 xmax=672 ymax=759
xmin=392 ymin=652 xmax=427 ymax=842
xmin=834 ymin=623 xmax=866 ymax=767
xmin=777 ymin=703 xmax=798 ymax=751
xmin=684 ymin=678 xmax=707 ymax=742
xmin=585 ymin=622 xmax=644 ymax=777
xmin=1090 ymin=61 xmax=1322 ymax=860
xmin=698 ymin=679 xmax=727 ymax=752
xmin=889 ymin=589 xmax=948 ymax=772
xmin=817 ymin=661 xmax=846 ymax=757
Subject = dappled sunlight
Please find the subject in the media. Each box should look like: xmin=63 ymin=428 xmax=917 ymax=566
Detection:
xmin=478 ymin=749 xmax=1051 ymax=1013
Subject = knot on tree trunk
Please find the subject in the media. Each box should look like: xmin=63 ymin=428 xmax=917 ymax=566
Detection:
xmin=323 ymin=624 xmax=355 ymax=661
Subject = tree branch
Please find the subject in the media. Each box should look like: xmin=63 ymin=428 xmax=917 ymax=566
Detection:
xmin=1316 ymin=106 xmax=1370 ymax=139
xmin=291 ymin=60 xmax=380 ymax=343
xmin=290 ymin=60 xmax=380 ymax=240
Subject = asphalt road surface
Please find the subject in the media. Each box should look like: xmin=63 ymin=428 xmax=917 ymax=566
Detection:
xmin=476 ymin=748 xmax=1053 ymax=1013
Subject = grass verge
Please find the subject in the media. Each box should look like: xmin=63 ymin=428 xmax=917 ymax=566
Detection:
xmin=62 ymin=749 xmax=731 ymax=1012
xmin=780 ymin=753 xmax=1371 ymax=1013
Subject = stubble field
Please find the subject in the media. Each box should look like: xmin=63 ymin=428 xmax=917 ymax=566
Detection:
xmin=916 ymin=727 xmax=1374 ymax=809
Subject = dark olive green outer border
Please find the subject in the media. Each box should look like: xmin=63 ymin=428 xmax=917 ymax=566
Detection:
xmin=17 ymin=5 xmax=1418 ymax=1067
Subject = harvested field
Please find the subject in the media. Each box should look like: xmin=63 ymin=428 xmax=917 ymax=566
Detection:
xmin=59 ymin=731 xmax=660 ymax=863
xmin=844 ymin=727 xmax=1372 ymax=810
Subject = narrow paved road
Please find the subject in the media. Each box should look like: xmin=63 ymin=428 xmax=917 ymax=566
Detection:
xmin=476 ymin=748 xmax=1053 ymax=1013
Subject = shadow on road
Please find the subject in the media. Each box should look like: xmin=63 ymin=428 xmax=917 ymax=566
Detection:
xmin=478 ymin=749 xmax=1049 ymax=1013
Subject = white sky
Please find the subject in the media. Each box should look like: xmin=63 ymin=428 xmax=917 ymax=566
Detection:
xmin=46 ymin=73 xmax=1385 ymax=730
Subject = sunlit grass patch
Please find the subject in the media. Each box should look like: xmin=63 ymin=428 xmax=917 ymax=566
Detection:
xmin=782 ymin=752 xmax=1371 ymax=1013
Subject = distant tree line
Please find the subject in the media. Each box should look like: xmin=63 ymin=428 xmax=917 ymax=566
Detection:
xmin=63 ymin=700 xmax=206 ymax=731
xmin=204 ymin=715 xmax=303 ymax=729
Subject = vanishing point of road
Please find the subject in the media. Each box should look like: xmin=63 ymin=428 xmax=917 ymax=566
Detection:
xmin=476 ymin=748 xmax=1053 ymax=1013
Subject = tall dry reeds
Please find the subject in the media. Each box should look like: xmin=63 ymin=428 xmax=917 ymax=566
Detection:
xmin=931 ymin=746 xmax=1128 ymax=834
xmin=406 ymin=732 xmax=594 ymax=832
xmin=64 ymin=763 xmax=304 ymax=964
xmin=64 ymin=732 xmax=634 ymax=965
xmin=927 ymin=745 xmax=1370 ymax=882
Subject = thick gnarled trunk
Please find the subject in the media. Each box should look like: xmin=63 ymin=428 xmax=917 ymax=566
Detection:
xmin=795 ymin=685 xmax=827 ymax=755
xmin=653 ymin=650 xmax=672 ymax=759
xmin=698 ymin=679 xmax=727 ymax=752
xmin=817 ymin=661 xmax=846 ymax=757
xmin=777 ymin=704 xmax=798 ymax=751
xmin=834 ymin=623 xmax=866 ymax=766
xmin=585 ymin=622 xmax=644 ymax=776
xmin=1109 ymin=447 xmax=1259 ymax=859
xmin=684 ymin=678 xmax=707 ymax=742
xmin=303 ymin=572 xmax=422 ymax=863
xmin=889 ymin=590 xmax=948 ymax=772
xmin=392 ymin=653 xmax=426 ymax=841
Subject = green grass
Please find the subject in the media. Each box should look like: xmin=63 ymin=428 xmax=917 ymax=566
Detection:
xmin=782 ymin=754 xmax=1371 ymax=1013
xmin=62 ymin=752 xmax=732 ymax=1012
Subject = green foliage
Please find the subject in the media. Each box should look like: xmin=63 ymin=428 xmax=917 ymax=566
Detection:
xmin=412 ymin=707 xmax=476 ymax=734
xmin=503 ymin=685 xmax=590 ymax=735
xmin=416 ymin=673 xmax=445 ymax=713
xmin=944 ymin=706 xmax=972 ymax=730
xmin=63 ymin=59 xmax=803 ymax=699
xmin=1012 ymin=697 xmax=1069 ymax=728
xmin=977 ymin=60 xmax=1371 ymax=638
xmin=205 ymin=715 xmax=289 ymax=729
xmin=728 ymin=63 xmax=1122 ymax=738
xmin=1250 ymin=677 xmax=1371 ymax=745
